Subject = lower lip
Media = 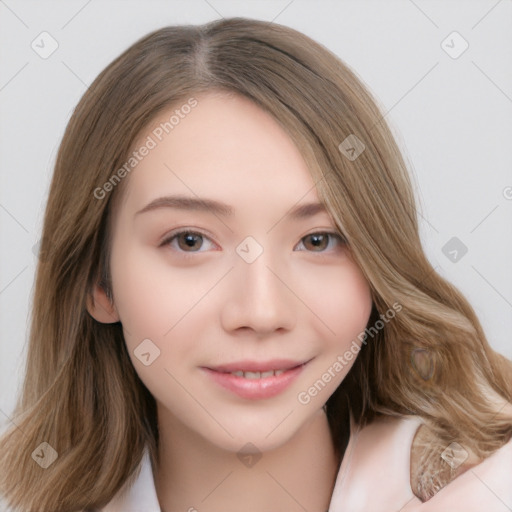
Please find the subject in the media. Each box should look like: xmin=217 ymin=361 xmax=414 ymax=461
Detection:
xmin=201 ymin=363 xmax=307 ymax=400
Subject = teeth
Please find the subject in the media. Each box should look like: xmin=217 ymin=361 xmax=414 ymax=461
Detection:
xmin=244 ymin=371 xmax=261 ymax=379
xmin=229 ymin=369 xmax=287 ymax=378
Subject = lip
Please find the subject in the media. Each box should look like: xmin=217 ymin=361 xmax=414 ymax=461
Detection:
xmin=206 ymin=358 xmax=309 ymax=373
xmin=201 ymin=359 xmax=311 ymax=400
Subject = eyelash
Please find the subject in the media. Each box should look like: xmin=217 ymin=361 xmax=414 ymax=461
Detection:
xmin=159 ymin=229 xmax=346 ymax=257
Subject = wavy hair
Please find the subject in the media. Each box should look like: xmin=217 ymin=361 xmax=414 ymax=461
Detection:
xmin=1 ymin=17 xmax=511 ymax=511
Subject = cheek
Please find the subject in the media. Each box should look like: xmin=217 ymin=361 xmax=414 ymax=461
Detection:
xmin=111 ymin=258 xmax=171 ymax=342
xmin=309 ymin=259 xmax=373 ymax=352
xmin=110 ymin=241 xmax=212 ymax=342
xmin=295 ymin=262 xmax=373 ymax=405
xmin=109 ymin=245 xmax=206 ymax=397
xmin=109 ymin=241 xmax=224 ymax=388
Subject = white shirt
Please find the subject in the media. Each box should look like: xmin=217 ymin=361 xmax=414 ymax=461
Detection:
xmin=97 ymin=415 xmax=512 ymax=511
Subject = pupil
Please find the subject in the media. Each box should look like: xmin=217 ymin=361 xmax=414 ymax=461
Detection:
xmin=310 ymin=234 xmax=326 ymax=249
xmin=178 ymin=233 xmax=329 ymax=252
xmin=183 ymin=233 xmax=200 ymax=249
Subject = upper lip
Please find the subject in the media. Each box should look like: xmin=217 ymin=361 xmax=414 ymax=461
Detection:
xmin=205 ymin=358 xmax=311 ymax=373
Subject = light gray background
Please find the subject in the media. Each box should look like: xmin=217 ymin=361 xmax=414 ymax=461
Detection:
xmin=1 ymin=0 xmax=511 ymax=438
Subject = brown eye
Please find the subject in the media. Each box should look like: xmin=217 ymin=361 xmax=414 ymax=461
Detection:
xmin=176 ymin=232 xmax=203 ymax=251
xmin=160 ymin=230 xmax=214 ymax=253
xmin=298 ymin=232 xmax=346 ymax=252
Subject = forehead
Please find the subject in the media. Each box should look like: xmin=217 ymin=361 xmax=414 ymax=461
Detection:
xmin=115 ymin=91 xmax=325 ymax=219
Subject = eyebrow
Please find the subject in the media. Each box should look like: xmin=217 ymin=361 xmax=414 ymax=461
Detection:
xmin=134 ymin=195 xmax=329 ymax=220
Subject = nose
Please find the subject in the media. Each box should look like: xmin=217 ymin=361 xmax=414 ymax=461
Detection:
xmin=220 ymin=248 xmax=296 ymax=336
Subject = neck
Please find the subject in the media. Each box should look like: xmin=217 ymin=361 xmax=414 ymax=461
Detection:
xmin=154 ymin=407 xmax=342 ymax=512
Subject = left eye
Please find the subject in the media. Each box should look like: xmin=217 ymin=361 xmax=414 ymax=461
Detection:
xmin=296 ymin=232 xmax=346 ymax=252
xmin=160 ymin=230 xmax=346 ymax=254
xmin=160 ymin=230 xmax=216 ymax=253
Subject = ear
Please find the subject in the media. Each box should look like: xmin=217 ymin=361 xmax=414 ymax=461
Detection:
xmin=86 ymin=283 xmax=120 ymax=323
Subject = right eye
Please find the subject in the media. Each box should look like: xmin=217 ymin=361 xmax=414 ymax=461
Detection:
xmin=160 ymin=229 xmax=217 ymax=255
xmin=295 ymin=231 xmax=347 ymax=253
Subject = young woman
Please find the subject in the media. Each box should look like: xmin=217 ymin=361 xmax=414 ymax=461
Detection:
xmin=0 ymin=17 xmax=511 ymax=512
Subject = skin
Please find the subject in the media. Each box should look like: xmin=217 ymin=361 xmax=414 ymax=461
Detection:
xmin=88 ymin=91 xmax=374 ymax=512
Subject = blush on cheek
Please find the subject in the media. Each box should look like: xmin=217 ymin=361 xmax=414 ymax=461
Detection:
xmin=322 ymin=270 xmax=373 ymax=337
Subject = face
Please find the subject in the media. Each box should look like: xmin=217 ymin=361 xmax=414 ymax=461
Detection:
xmin=90 ymin=91 xmax=373 ymax=453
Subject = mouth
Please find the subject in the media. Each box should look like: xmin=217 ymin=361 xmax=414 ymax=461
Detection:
xmin=205 ymin=358 xmax=310 ymax=375
xmin=222 ymin=369 xmax=288 ymax=379
xmin=201 ymin=359 xmax=312 ymax=399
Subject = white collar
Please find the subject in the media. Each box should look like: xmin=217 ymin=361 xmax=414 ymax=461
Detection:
xmin=98 ymin=416 xmax=422 ymax=511
xmin=99 ymin=448 xmax=161 ymax=512
xmin=99 ymin=444 xmax=346 ymax=512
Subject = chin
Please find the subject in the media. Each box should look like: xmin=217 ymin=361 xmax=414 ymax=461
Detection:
xmin=201 ymin=405 xmax=322 ymax=454
xmin=206 ymin=427 xmax=295 ymax=455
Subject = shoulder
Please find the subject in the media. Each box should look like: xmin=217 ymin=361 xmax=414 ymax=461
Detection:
xmin=410 ymin=424 xmax=512 ymax=505
xmin=329 ymin=414 xmax=512 ymax=512
xmin=409 ymin=422 xmax=512 ymax=508
xmin=409 ymin=423 xmax=473 ymax=500
xmin=96 ymin=448 xmax=161 ymax=512
xmin=329 ymin=414 xmax=423 ymax=511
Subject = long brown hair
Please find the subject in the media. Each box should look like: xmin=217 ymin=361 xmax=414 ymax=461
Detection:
xmin=1 ymin=17 xmax=511 ymax=511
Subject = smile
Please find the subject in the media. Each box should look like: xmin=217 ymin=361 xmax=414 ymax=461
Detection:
xmin=227 ymin=369 xmax=285 ymax=378
xmin=201 ymin=359 xmax=311 ymax=399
